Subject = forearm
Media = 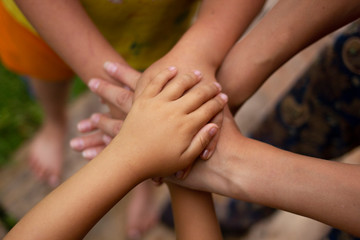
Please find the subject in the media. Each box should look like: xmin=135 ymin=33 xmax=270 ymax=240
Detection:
xmin=168 ymin=183 xmax=222 ymax=240
xmin=219 ymin=0 xmax=360 ymax=110
xmin=14 ymin=0 xmax=126 ymax=83
xmin=225 ymin=137 xmax=360 ymax=236
xmin=138 ymin=0 xmax=264 ymax=90
xmin=5 ymin=144 xmax=141 ymax=240
xmin=167 ymin=0 xmax=265 ymax=71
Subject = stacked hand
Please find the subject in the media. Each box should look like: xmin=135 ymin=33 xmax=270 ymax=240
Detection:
xmin=70 ymin=62 xmax=228 ymax=179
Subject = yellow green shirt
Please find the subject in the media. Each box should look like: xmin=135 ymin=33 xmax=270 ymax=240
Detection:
xmin=2 ymin=0 xmax=200 ymax=70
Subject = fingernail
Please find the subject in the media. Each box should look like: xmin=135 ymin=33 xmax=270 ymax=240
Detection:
xmin=209 ymin=127 xmax=218 ymax=137
xmin=88 ymin=78 xmax=100 ymax=91
xmin=152 ymin=177 xmax=162 ymax=184
xmin=82 ymin=149 xmax=97 ymax=159
xmin=219 ymin=93 xmax=228 ymax=102
xmin=103 ymin=135 xmax=112 ymax=145
xmin=128 ymin=229 xmax=141 ymax=240
xmin=202 ymin=149 xmax=209 ymax=159
xmin=194 ymin=70 xmax=202 ymax=78
xmin=175 ymin=170 xmax=184 ymax=179
xmin=168 ymin=66 xmax=176 ymax=71
xmin=91 ymin=114 xmax=100 ymax=124
xmin=214 ymin=82 xmax=222 ymax=91
xmin=70 ymin=138 xmax=84 ymax=150
xmin=77 ymin=120 xmax=92 ymax=132
xmin=104 ymin=61 xmax=118 ymax=74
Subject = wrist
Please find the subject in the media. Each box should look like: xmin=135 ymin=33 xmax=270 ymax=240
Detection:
xmin=163 ymin=48 xmax=217 ymax=76
xmin=98 ymin=137 xmax=146 ymax=186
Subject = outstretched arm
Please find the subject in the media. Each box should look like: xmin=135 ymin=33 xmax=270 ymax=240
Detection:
xmin=167 ymin=107 xmax=360 ymax=237
xmin=5 ymin=68 xmax=227 ymax=240
xmin=14 ymin=0 xmax=126 ymax=83
xmin=168 ymin=183 xmax=222 ymax=240
xmin=218 ymin=0 xmax=360 ymax=111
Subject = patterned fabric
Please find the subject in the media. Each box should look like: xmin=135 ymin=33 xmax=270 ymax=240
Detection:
xmin=251 ymin=21 xmax=360 ymax=160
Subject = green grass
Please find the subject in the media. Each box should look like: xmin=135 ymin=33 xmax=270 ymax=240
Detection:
xmin=0 ymin=62 xmax=87 ymax=168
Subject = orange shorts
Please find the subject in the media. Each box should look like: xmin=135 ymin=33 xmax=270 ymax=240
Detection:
xmin=0 ymin=2 xmax=74 ymax=81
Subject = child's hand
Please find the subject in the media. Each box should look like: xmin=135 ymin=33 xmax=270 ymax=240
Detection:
xmin=112 ymin=67 xmax=228 ymax=178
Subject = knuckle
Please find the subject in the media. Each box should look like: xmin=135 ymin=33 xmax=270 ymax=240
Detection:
xmin=183 ymin=73 xmax=197 ymax=83
xmin=213 ymin=94 xmax=226 ymax=107
xmin=95 ymin=81 xmax=106 ymax=94
xmin=213 ymin=96 xmax=225 ymax=109
xmin=203 ymin=82 xmax=219 ymax=96
xmin=114 ymin=90 xmax=132 ymax=107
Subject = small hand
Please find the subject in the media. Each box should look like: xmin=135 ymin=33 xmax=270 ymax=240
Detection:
xmin=115 ymin=67 xmax=228 ymax=177
xmin=135 ymin=58 xmax=224 ymax=163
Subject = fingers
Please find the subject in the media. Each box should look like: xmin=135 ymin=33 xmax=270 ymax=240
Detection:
xmin=200 ymin=111 xmax=223 ymax=160
xmin=103 ymin=61 xmax=140 ymax=90
xmin=70 ymin=131 xmax=105 ymax=152
xmin=180 ymin=123 xmax=219 ymax=171
xmin=189 ymin=93 xmax=228 ymax=129
xmin=159 ymin=70 xmax=202 ymax=100
xmin=174 ymin=163 xmax=193 ymax=180
xmin=180 ymin=81 xmax=222 ymax=113
xmin=77 ymin=118 xmax=97 ymax=133
xmin=90 ymin=113 xmax=123 ymax=138
xmin=76 ymin=113 xmax=111 ymax=133
xmin=82 ymin=146 xmax=106 ymax=160
xmin=88 ymin=78 xmax=133 ymax=114
xmin=142 ymin=66 xmax=177 ymax=97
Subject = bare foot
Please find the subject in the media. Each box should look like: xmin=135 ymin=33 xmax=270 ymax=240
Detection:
xmin=28 ymin=121 xmax=66 ymax=187
xmin=126 ymin=181 xmax=159 ymax=239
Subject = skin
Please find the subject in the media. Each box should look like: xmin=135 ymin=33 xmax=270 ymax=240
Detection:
xmin=72 ymin=0 xmax=360 ymax=154
xmin=36 ymin=0 xmax=360 ymax=236
xmin=77 ymin=77 xmax=360 ymax=236
xmin=167 ymin=107 xmax=360 ymax=237
xmin=4 ymin=68 xmax=228 ymax=240
xmin=218 ymin=0 xmax=360 ymax=111
xmin=14 ymin=0 xmax=263 ymax=236
xmin=168 ymin=183 xmax=222 ymax=240
xmin=75 ymin=0 xmax=360 ymax=231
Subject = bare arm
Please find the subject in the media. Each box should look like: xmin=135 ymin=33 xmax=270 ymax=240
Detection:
xmin=168 ymin=107 xmax=360 ymax=237
xmin=218 ymin=0 xmax=360 ymax=111
xmin=136 ymin=0 xmax=266 ymax=94
xmin=168 ymin=183 xmax=222 ymax=240
xmin=5 ymin=68 xmax=227 ymax=240
xmin=14 ymin=0 xmax=127 ymax=83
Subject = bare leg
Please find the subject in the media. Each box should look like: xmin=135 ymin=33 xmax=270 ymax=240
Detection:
xmin=27 ymin=77 xmax=71 ymax=187
xmin=126 ymin=180 xmax=159 ymax=239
